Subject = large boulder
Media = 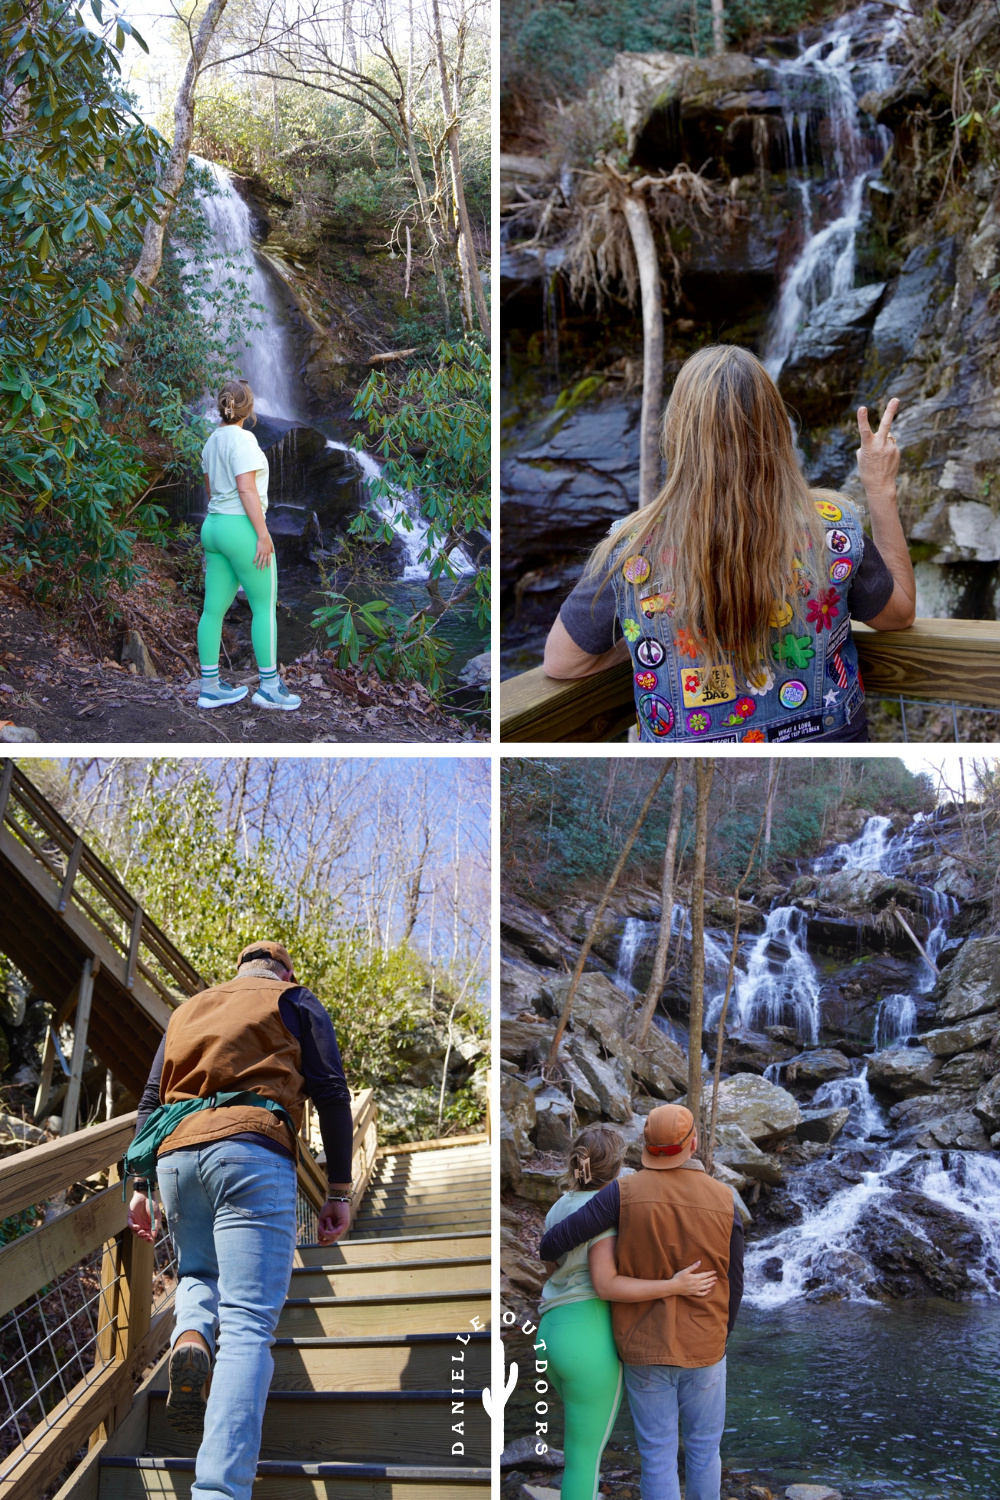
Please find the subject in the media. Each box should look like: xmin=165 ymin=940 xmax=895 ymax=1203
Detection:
xmin=974 ymin=1072 xmax=1000 ymax=1133
xmin=500 ymin=955 xmax=548 ymax=1019
xmin=932 ymin=935 xmax=1000 ymax=1022
xmin=501 ymin=896 xmax=579 ymax=969
xmin=888 ymin=1093 xmax=990 ymax=1150
xmin=785 ymin=1049 xmax=852 ymax=1086
xmin=867 ymin=1046 xmax=941 ymax=1098
xmin=710 ymin=1073 xmax=801 ymax=1143
xmin=518 ymin=1157 xmax=568 ymax=1208
xmin=795 ymin=1106 xmax=850 ymax=1144
xmin=566 ymin=1035 xmax=633 ymax=1122
xmin=545 ymin=973 xmax=687 ymax=1097
xmin=500 ymin=1115 xmax=522 ymax=1190
xmin=533 ymin=1089 xmax=577 ymax=1152
xmin=933 ymin=1052 xmax=988 ymax=1092
xmin=921 ymin=1011 xmax=998 ymax=1057
xmin=501 ymin=1072 xmax=537 ymax=1157
xmin=500 ymin=1226 xmax=548 ymax=1296
xmin=711 ymin=1122 xmax=783 ymax=1184
xmin=500 ymin=1020 xmax=555 ymax=1068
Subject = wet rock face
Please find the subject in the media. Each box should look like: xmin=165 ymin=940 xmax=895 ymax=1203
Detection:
xmin=778 ymin=284 xmax=886 ymax=426
xmin=711 ymin=1072 xmax=802 ymax=1143
xmin=785 ymin=1048 xmax=852 ymax=1086
xmin=867 ymin=1044 xmax=941 ymax=1097
xmin=857 ymin=1193 xmax=983 ymax=1299
xmin=499 ymin=402 xmax=641 ymax=586
xmin=932 ymin=934 xmax=1000 ymax=1022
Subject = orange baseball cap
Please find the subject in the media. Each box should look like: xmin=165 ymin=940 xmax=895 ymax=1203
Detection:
xmin=237 ymin=940 xmax=295 ymax=978
xmin=641 ymin=1104 xmax=695 ymax=1169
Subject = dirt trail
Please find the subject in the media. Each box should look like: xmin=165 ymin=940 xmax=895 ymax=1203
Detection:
xmin=0 ymin=600 xmax=479 ymax=744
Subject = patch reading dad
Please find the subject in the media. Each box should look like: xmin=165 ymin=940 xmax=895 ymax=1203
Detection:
xmin=681 ymin=664 xmax=737 ymax=709
xmin=766 ymin=713 xmax=826 ymax=742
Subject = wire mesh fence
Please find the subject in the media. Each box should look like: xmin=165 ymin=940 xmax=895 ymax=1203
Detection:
xmin=867 ymin=695 xmax=1000 ymax=743
xmin=0 ymin=1218 xmax=178 ymax=1484
xmin=295 ymin=1187 xmax=318 ymax=1246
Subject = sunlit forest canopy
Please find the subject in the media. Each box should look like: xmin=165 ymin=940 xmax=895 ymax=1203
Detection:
xmin=22 ymin=757 xmax=489 ymax=1118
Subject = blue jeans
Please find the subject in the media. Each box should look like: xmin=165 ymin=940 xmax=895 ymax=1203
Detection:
xmin=623 ymin=1357 xmax=727 ymax=1500
xmin=157 ymin=1140 xmax=298 ymax=1500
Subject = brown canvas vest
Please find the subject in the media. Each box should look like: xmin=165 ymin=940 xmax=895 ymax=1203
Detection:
xmin=612 ymin=1165 xmax=734 ymax=1369
xmin=157 ymin=975 xmax=306 ymax=1159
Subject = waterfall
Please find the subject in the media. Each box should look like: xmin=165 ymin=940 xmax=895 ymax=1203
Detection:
xmin=710 ymin=906 xmax=822 ymax=1043
xmin=612 ymin=917 xmax=650 ymax=995
xmin=187 ymin=159 xmax=300 ymax=419
xmin=872 ymin=992 xmax=917 ymax=1049
xmin=762 ymin=2 xmax=910 ymax=377
xmin=813 ymin=1061 xmax=886 ymax=1138
xmin=813 ymin=814 xmax=894 ymax=873
xmin=745 ymin=1149 xmax=1000 ymax=1306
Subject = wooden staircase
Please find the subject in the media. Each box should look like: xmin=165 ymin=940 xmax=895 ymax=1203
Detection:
xmin=66 ymin=1143 xmax=491 ymax=1499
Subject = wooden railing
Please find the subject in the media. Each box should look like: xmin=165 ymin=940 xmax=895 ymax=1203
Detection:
xmin=0 ymin=1092 xmax=380 ymax=1500
xmin=0 ymin=1114 xmax=172 ymax=1500
xmin=0 ymin=762 xmax=205 ymax=1012
xmin=497 ymin=617 xmax=1000 ymax=741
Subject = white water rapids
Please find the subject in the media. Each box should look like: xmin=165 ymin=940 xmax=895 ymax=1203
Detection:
xmin=762 ymin=2 xmax=911 ymax=377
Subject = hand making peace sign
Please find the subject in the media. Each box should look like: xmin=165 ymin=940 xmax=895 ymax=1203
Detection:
xmin=856 ymin=397 xmax=901 ymax=500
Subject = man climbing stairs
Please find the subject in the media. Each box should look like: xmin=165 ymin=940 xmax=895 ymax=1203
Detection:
xmin=89 ymin=1143 xmax=491 ymax=1498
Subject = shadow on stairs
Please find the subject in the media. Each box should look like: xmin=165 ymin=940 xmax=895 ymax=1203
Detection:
xmin=61 ymin=1143 xmax=492 ymax=1499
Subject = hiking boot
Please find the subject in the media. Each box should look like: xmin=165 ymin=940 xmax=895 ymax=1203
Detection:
xmin=166 ymin=1341 xmax=212 ymax=1435
xmin=197 ymin=680 xmax=248 ymax=709
xmin=252 ymin=677 xmax=301 ymax=711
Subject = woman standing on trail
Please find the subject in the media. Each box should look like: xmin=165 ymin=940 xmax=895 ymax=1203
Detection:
xmin=542 ymin=345 xmax=916 ymax=743
xmin=196 ymin=379 xmax=300 ymax=711
xmin=538 ymin=1125 xmax=717 ymax=1500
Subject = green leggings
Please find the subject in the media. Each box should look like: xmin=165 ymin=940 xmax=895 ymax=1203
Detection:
xmin=538 ymin=1298 xmax=623 ymax=1500
xmin=198 ymin=514 xmax=278 ymax=675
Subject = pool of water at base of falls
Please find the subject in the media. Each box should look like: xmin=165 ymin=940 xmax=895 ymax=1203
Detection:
xmin=507 ymin=1300 xmax=1000 ymax=1498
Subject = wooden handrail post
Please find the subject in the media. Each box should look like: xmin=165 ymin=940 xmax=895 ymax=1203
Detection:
xmin=58 ymin=835 xmax=84 ymax=913
xmin=61 ymin=958 xmax=97 ymax=1137
xmin=125 ymin=906 xmax=143 ymax=991
xmin=89 ymin=1163 xmax=157 ymax=1443
xmin=0 ymin=757 xmax=13 ymax=827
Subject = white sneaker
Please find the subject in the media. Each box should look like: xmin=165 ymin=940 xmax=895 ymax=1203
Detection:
xmin=252 ymin=678 xmax=301 ymax=711
xmin=197 ymin=680 xmax=249 ymax=709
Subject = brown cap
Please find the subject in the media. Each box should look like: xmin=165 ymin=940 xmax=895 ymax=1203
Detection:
xmin=641 ymin=1104 xmax=695 ymax=1170
xmin=237 ymin=940 xmax=295 ymax=978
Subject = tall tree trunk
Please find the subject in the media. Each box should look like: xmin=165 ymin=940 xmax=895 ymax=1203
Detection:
xmin=129 ymin=0 xmax=229 ymax=301
xmin=704 ymin=764 xmax=776 ymax=1176
xmin=429 ymin=0 xmax=491 ymax=338
xmin=711 ymin=0 xmax=726 ymax=56
xmin=686 ymin=760 xmax=714 ymax=1146
xmin=403 ymin=121 xmax=451 ymax=329
xmin=762 ymin=760 xmax=781 ymax=874
xmin=633 ymin=763 xmax=687 ymax=1047
xmin=544 ymin=766 xmax=669 ymax=1075
xmin=622 ymin=192 xmax=663 ymax=509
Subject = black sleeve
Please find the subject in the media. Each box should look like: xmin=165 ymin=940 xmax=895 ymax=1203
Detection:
xmin=279 ymin=987 xmax=354 ymax=1185
xmin=557 ymin=564 xmax=619 ymax=656
xmin=136 ymin=1037 xmax=165 ymax=1135
xmin=847 ymin=533 xmax=895 ymax=622
xmin=538 ymin=1179 xmax=621 ymax=1261
xmin=728 ymin=1206 xmax=744 ymax=1334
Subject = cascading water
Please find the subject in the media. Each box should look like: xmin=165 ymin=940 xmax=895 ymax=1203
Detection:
xmin=712 ymin=906 xmax=822 ymax=1043
xmin=612 ymin=917 xmax=650 ymax=995
xmin=872 ymin=992 xmax=917 ymax=1048
xmin=813 ymin=813 xmax=894 ymax=873
xmin=187 ymin=159 xmax=300 ymax=419
xmin=813 ymin=1061 xmax=886 ymax=1138
xmin=762 ymin=2 xmax=910 ymax=377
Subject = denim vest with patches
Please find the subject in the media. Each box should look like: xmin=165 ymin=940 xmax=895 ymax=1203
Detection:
xmin=608 ymin=501 xmax=865 ymax=744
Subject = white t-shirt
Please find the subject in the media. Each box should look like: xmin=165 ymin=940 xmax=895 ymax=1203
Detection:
xmin=538 ymin=1189 xmax=617 ymax=1313
xmin=202 ymin=424 xmax=269 ymax=516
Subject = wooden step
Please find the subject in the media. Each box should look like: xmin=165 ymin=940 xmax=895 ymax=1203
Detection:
xmin=270 ymin=1332 xmax=490 ymax=1391
xmin=276 ymin=1289 xmax=490 ymax=1338
xmin=146 ymin=1390 xmax=489 ymax=1465
xmin=371 ymin=1167 xmax=489 ymax=1188
xmin=99 ymin=1457 xmax=489 ymax=1498
xmin=289 ymin=1256 xmax=490 ymax=1299
xmin=349 ymin=1210 xmax=489 ymax=1236
xmin=297 ymin=1232 xmax=489 ymax=1267
xmin=362 ymin=1178 xmax=489 ymax=1199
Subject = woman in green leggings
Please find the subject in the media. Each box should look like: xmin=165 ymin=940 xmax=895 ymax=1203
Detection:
xmin=538 ymin=1126 xmax=716 ymax=1500
xmin=196 ymin=379 xmax=300 ymax=711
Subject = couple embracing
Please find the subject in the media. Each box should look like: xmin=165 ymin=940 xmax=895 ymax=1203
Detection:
xmin=536 ymin=1105 xmax=744 ymax=1500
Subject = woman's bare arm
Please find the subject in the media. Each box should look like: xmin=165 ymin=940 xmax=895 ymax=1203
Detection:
xmin=543 ymin=617 xmax=630 ymax=679
xmin=855 ymin=399 xmax=917 ymax=631
xmin=235 ymin=471 xmax=274 ymax=571
xmin=588 ymin=1237 xmax=717 ymax=1302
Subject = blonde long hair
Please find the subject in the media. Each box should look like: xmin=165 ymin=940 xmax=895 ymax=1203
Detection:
xmin=589 ymin=345 xmax=835 ymax=680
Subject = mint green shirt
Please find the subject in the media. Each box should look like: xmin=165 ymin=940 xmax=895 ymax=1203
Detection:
xmin=202 ymin=424 xmax=269 ymax=516
xmin=538 ymin=1189 xmax=617 ymax=1313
